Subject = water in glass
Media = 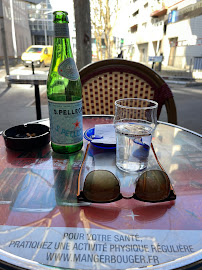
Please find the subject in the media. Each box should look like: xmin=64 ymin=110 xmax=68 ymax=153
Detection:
xmin=115 ymin=122 xmax=152 ymax=172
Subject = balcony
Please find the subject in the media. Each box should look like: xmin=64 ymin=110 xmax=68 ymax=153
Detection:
xmin=130 ymin=24 xmax=138 ymax=33
xmin=150 ymin=7 xmax=167 ymax=18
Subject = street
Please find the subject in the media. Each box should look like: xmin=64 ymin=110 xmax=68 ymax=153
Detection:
xmin=0 ymin=64 xmax=201 ymax=134
xmin=159 ymin=83 xmax=202 ymax=134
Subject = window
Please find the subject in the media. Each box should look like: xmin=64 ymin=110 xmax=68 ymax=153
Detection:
xmin=27 ymin=47 xmax=43 ymax=53
xmin=132 ymin=10 xmax=139 ymax=17
xmin=131 ymin=24 xmax=138 ymax=33
xmin=142 ymin=22 xmax=147 ymax=28
xmin=38 ymin=23 xmax=43 ymax=30
xmin=164 ymin=24 xmax=167 ymax=34
xmin=47 ymin=22 xmax=53 ymax=31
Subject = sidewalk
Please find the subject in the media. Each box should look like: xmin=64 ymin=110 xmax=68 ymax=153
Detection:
xmin=154 ymin=66 xmax=202 ymax=86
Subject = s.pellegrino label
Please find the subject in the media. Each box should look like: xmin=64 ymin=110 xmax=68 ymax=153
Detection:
xmin=48 ymin=99 xmax=83 ymax=146
xmin=58 ymin=58 xmax=79 ymax=81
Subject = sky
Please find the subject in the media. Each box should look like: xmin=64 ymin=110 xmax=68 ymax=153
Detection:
xmin=49 ymin=0 xmax=74 ymax=13
xmin=49 ymin=0 xmax=129 ymax=38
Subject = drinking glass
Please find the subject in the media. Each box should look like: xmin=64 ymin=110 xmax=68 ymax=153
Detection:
xmin=114 ymin=98 xmax=158 ymax=172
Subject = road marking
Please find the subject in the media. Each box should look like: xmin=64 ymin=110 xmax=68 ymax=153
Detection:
xmin=186 ymin=88 xmax=202 ymax=94
xmin=172 ymin=89 xmax=202 ymax=95
xmin=26 ymin=89 xmax=47 ymax=107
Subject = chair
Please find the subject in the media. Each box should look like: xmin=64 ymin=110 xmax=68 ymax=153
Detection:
xmin=79 ymin=59 xmax=177 ymax=124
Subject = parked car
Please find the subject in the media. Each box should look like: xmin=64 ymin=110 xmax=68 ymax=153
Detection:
xmin=21 ymin=45 xmax=53 ymax=67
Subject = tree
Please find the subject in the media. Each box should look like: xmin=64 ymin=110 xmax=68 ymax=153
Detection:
xmin=91 ymin=0 xmax=119 ymax=60
xmin=73 ymin=0 xmax=92 ymax=70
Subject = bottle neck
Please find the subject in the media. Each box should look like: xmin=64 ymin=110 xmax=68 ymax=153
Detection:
xmin=51 ymin=11 xmax=73 ymax=61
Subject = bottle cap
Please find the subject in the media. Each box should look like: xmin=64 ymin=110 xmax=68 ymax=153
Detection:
xmin=53 ymin=11 xmax=69 ymax=23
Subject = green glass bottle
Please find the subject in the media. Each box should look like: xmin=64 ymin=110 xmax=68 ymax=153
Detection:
xmin=47 ymin=11 xmax=83 ymax=154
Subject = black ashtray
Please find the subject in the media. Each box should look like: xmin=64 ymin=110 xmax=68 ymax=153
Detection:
xmin=2 ymin=123 xmax=50 ymax=151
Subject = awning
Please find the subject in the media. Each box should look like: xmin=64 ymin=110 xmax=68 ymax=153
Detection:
xmin=150 ymin=7 xmax=167 ymax=17
xmin=130 ymin=24 xmax=138 ymax=31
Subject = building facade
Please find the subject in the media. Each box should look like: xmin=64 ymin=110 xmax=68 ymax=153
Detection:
xmin=27 ymin=0 xmax=77 ymax=56
xmin=0 ymin=0 xmax=32 ymax=65
xmin=0 ymin=0 xmax=77 ymax=66
xmin=126 ymin=0 xmax=202 ymax=78
xmin=27 ymin=0 xmax=53 ymax=45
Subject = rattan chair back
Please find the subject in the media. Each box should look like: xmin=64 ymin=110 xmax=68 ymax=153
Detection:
xmin=79 ymin=59 xmax=177 ymax=124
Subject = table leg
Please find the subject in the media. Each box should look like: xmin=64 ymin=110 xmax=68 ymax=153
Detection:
xmin=34 ymin=84 xmax=42 ymax=120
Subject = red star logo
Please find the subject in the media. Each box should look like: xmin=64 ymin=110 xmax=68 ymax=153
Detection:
xmin=73 ymin=120 xmax=80 ymax=129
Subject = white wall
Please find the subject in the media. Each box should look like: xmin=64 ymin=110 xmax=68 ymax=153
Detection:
xmin=164 ymin=14 xmax=202 ymax=68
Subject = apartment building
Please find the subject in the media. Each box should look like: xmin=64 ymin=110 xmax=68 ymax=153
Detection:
xmin=127 ymin=0 xmax=202 ymax=78
xmin=165 ymin=0 xmax=202 ymax=78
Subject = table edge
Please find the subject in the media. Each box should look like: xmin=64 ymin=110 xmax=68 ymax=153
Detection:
xmin=1 ymin=117 xmax=201 ymax=138
xmin=0 ymin=246 xmax=201 ymax=270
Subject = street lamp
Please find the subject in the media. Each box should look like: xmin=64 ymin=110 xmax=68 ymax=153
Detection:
xmin=36 ymin=4 xmax=47 ymax=45
xmin=43 ymin=15 xmax=47 ymax=45
xmin=10 ymin=0 xmax=17 ymax=59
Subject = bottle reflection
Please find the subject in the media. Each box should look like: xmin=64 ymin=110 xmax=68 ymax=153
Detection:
xmin=54 ymin=151 xmax=83 ymax=206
